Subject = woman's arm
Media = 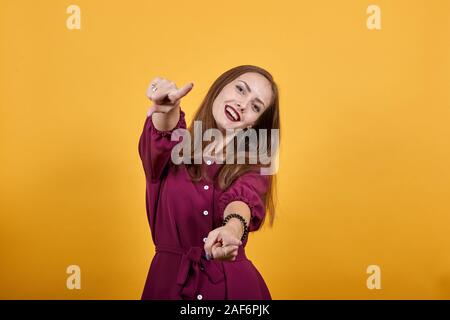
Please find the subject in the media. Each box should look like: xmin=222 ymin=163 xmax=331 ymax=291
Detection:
xmin=204 ymin=171 xmax=270 ymax=261
xmin=138 ymin=77 xmax=192 ymax=182
xmin=203 ymin=202 xmax=250 ymax=262
xmin=223 ymin=201 xmax=251 ymax=240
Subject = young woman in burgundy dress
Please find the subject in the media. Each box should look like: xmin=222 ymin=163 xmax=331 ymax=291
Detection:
xmin=138 ymin=65 xmax=280 ymax=300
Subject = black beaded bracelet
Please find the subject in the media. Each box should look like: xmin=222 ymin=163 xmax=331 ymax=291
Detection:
xmin=222 ymin=213 xmax=249 ymax=242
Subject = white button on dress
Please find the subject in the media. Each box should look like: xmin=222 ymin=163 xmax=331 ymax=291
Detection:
xmin=203 ymin=210 xmax=209 ymax=216
xmin=203 ymin=237 xmax=207 ymax=243
xmin=203 ymin=185 xmax=209 ymax=190
xmin=206 ymin=160 xmax=212 ymax=165
xmin=197 ymin=294 xmax=203 ymax=300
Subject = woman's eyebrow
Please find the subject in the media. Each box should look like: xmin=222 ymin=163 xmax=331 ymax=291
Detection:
xmin=238 ymin=80 xmax=266 ymax=107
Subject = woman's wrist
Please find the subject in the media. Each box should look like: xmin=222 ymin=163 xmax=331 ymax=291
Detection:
xmin=151 ymin=105 xmax=180 ymax=131
xmin=224 ymin=218 xmax=244 ymax=240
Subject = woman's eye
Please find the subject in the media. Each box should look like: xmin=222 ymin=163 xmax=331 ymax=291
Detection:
xmin=236 ymin=85 xmax=244 ymax=93
xmin=253 ymin=105 xmax=261 ymax=112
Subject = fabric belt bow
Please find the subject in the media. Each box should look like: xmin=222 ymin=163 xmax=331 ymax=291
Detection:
xmin=155 ymin=244 xmax=225 ymax=299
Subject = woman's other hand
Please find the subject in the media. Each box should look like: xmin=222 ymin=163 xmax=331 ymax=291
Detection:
xmin=203 ymin=225 xmax=243 ymax=262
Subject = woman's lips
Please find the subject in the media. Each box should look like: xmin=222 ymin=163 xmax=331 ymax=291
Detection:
xmin=224 ymin=104 xmax=241 ymax=122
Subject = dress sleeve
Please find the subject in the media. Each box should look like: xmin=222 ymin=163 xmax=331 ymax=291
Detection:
xmin=218 ymin=170 xmax=270 ymax=232
xmin=138 ymin=108 xmax=186 ymax=182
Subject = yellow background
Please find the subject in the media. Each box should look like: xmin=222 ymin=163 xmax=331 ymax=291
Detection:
xmin=1 ymin=0 xmax=449 ymax=299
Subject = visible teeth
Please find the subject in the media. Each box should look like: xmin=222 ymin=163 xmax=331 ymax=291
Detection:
xmin=226 ymin=106 xmax=239 ymax=121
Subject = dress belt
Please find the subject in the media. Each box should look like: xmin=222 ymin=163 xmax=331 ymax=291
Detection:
xmin=155 ymin=243 xmax=247 ymax=299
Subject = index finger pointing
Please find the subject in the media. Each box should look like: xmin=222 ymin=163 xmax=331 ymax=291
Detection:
xmin=168 ymin=82 xmax=194 ymax=103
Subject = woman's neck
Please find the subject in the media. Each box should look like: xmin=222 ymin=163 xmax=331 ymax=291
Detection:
xmin=203 ymin=130 xmax=237 ymax=162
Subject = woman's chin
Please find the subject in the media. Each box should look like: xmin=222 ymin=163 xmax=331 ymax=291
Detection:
xmin=214 ymin=117 xmax=245 ymax=131
xmin=221 ymin=121 xmax=244 ymax=131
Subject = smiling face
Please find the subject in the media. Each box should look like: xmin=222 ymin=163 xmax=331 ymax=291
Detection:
xmin=212 ymin=72 xmax=273 ymax=131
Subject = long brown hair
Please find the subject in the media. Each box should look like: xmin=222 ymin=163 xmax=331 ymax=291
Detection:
xmin=184 ymin=65 xmax=280 ymax=229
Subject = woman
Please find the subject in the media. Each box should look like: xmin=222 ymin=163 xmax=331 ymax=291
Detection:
xmin=138 ymin=65 xmax=280 ymax=300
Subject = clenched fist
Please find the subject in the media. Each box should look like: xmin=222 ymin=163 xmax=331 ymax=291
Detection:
xmin=203 ymin=225 xmax=243 ymax=262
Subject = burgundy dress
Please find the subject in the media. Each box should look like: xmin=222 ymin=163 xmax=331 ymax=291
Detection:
xmin=138 ymin=108 xmax=272 ymax=300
